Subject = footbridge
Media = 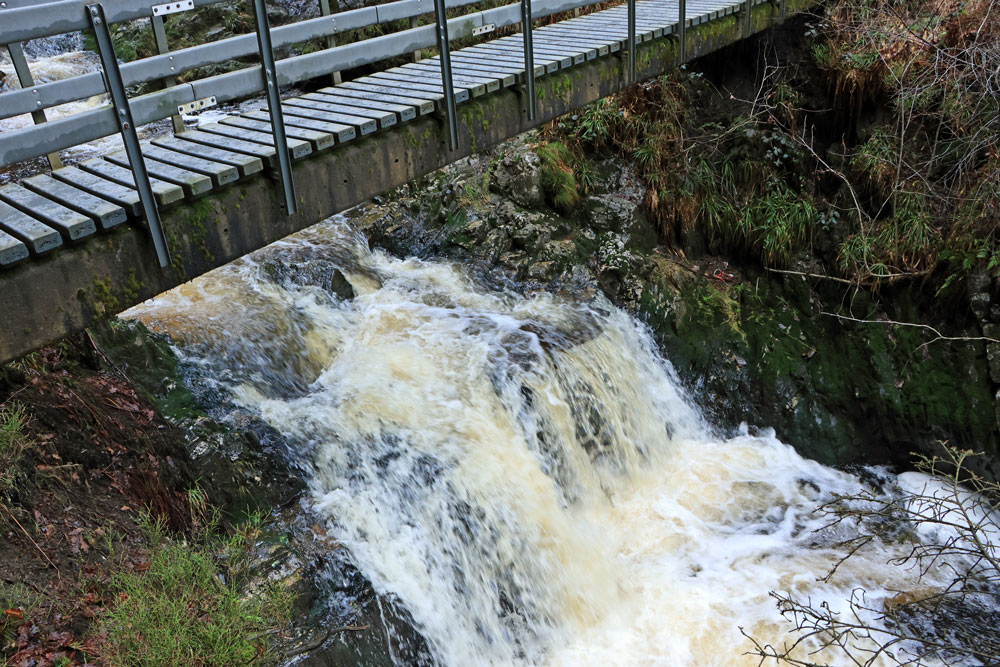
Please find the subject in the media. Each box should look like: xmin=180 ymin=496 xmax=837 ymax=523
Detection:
xmin=0 ymin=0 xmax=807 ymax=362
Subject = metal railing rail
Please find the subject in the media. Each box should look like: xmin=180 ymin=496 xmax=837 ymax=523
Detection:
xmin=0 ymin=0 xmax=489 ymax=121
xmin=0 ymin=0 xmax=637 ymax=165
xmin=0 ymin=0 xmax=777 ymax=272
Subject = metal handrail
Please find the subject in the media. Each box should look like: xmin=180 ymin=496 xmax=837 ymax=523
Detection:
xmin=0 ymin=0 xmax=613 ymax=166
xmin=0 ymin=0 xmax=488 ymax=120
xmin=0 ymin=0 xmax=771 ymax=167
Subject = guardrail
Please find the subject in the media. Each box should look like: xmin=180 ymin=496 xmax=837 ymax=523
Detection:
xmin=1 ymin=0 xmax=771 ymax=267
xmin=0 ymin=0 xmax=611 ymax=165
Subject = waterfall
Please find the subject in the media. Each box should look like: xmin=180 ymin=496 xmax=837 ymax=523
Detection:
xmin=127 ymin=216 xmax=986 ymax=666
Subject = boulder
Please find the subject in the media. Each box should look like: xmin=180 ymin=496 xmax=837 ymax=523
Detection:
xmin=491 ymin=151 xmax=545 ymax=209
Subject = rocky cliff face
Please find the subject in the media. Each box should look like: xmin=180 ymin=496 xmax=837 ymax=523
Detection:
xmin=355 ymin=129 xmax=1000 ymax=480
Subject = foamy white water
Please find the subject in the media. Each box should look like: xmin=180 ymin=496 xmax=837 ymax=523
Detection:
xmin=127 ymin=216 xmax=994 ymax=666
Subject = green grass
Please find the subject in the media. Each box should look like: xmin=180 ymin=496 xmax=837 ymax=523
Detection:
xmin=537 ymin=142 xmax=581 ymax=214
xmin=97 ymin=515 xmax=293 ymax=666
xmin=0 ymin=402 xmax=31 ymax=501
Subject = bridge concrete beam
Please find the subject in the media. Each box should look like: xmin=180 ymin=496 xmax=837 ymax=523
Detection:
xmin=0 ymin=0 xmax=811 ymax=363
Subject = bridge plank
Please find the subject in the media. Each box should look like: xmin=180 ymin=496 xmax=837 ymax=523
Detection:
xmin=439 ymin=57 xmax=530 ymax=84
xmin=539 ymin=26 xmax=625 ymax=51
xmin=450 ymin=52 xmax=547 ymax=81
xmin=50 ymin=166 xmax=142 ymax=218
xmin=197 ymin=123 xmax=313 ymax=160
xmin=0 ymin=229 xmax=30 ymax=268
xmin=141 ymin=145 xmax=240 ymax=188
xmin=150 ymin=136 xmax=265 ymax=178
xmin=0 ymin=201 xmax=61 ymax=256
xmin=531 ymin=33 xmax=603 ymax=59
xmin=568 ymin=15 xmax=660 ymax=37
xmin=78 ymin=159 xmax=185 ymax=207
xmin=492 ymin=37 xmax=586 ymax=65
xmin=408 ymin=60 xmax=517 ymax=88
xmin=311 ymin=89 xmax=418 ymax=123
xmin=298 ymin=93 xmax=398 ymax=129
xmin=337 ymin=81 xmax=451 ymax=109
xmin=278 ymin=99 xmax=379 ymax=135
xmin=172 ymin=130 xmax=278 ymax=170
xmin=398 ymin=62 xmax=511 ymax=91
xmin=364 ymin=72 xmax=478 ymax=100
xmin=458 ymin=44 xmax=564 ymax=73
xmin=244 ymin=109 xmax=357 ymax=145
xmin=324 ymin=85 xmax=433 ymax=116
xmin=220 ymin=115 xmax=337 ymax=152
xmin=381 ymin=66 xmax=494 ymax=96
xmin=0 ymin=184 xmax=96 ymax=242
xmin=369 ymin=70 xmax=484 ymax=99
xmin=106 ymin=152 xmax=213 ymax=199
xmin=22 ymin=174 xmax=128 ymax=231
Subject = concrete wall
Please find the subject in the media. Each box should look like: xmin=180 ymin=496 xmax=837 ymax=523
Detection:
xmin=0 ymin=1 xmax=807 ymax=363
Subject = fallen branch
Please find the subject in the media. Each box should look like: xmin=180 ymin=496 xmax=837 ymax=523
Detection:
xmin=0 ymin=501 xmax=60 ymax=581
xmin=766 ymin=267 xmax=858 ymax=285
xmin=283 ymin=624 xmax=371 ymax=659
xmin=820 ymin=312 xmax=1000 ymax=350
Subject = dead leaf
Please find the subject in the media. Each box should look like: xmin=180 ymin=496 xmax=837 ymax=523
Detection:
xmin=3 ymin=608 xmax=24 ymax=620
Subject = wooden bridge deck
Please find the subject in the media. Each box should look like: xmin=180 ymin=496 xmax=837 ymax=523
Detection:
xmin=0 ymin=0 xmax=807 ymax=362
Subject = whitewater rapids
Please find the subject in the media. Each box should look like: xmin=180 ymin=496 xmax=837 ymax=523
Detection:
xmin=127 ymin=216 xmax=986 ymax=666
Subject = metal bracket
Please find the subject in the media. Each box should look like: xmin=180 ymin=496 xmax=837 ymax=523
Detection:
xmin=86 ymin=2 xmax=171 ymax=269
xmin=520 ymin=0 xmax=535 ymax=121
xmin=251 ymin=0 xmax=297 ymax=215
xmin=177 ymin=96 xmax=217 ymax=114
xmin=152 ymin=0 xmax=192 ymax=16
xmin=472 ymin=23 xmax=495 ymax=36
xmin=433 ymin=0 xmax=459 ymax=151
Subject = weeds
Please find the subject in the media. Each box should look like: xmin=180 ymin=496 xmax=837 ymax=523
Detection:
xmin=97 ymin=514 xmax=293 ymax=666
xmin=0 ymin=402 xmax=31 ymax=501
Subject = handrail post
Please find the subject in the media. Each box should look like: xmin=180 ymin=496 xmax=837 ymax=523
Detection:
xmin=678 ymin=0 xmax=686 ymax=62
xmin=627 ymin=0 xmax=636 ymax=82
xmin=250 ymin=0 xmax=298 ymax=216
xmin=520 ymin=0 xmax=536 ymax=120
xmin=318 ymin=0 xmax=343 ymax=84
xmin=150 ymin=14 xmax=186 ymax=134
xmin=433 ymin=0 xmax=459 ymax=151
xmin=743 ymin=0 xmax=752 ymax=37
xmin=411 ymin=0 xmax=423 ymax=62
xmin=5 ymin=43 xmax=63 ymax=171
xmin=86 ymin=2 xmax=171 ymax=269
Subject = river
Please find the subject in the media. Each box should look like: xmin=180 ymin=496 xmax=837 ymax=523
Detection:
xmin=122 ymin=216 xmax=990 ymax=666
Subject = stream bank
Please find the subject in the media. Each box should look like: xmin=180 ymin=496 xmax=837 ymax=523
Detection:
xmin=357 ymin=13 xmax=999 ymax=479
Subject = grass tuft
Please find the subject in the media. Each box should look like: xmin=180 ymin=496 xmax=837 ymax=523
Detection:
xmin=96 ymin=515 xmax=293 ymax=666
xmin=0 ymin=403 xmax=31 ymax=501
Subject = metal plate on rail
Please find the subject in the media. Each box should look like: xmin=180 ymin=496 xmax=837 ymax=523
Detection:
xmin=152 ymin=0 xmax=193 ymax=16
xmin=472 ymin=23 xmax=495 ymax=36
xmin=177 ymin=96 xmax=217 ymax=115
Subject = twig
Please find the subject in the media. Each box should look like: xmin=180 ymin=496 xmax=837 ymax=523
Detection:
xmin=0 ymin=501 xmax=61 ymax=582
xmin=766 ymin=267 xmax=859 ymax=285
xmin=283 ymin=624 xmax=370 ymax=659
xmin=820 ymin=312 xmax=1000 ymax=350
xmin=0 ymin=385 xmax=29 ymax=408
